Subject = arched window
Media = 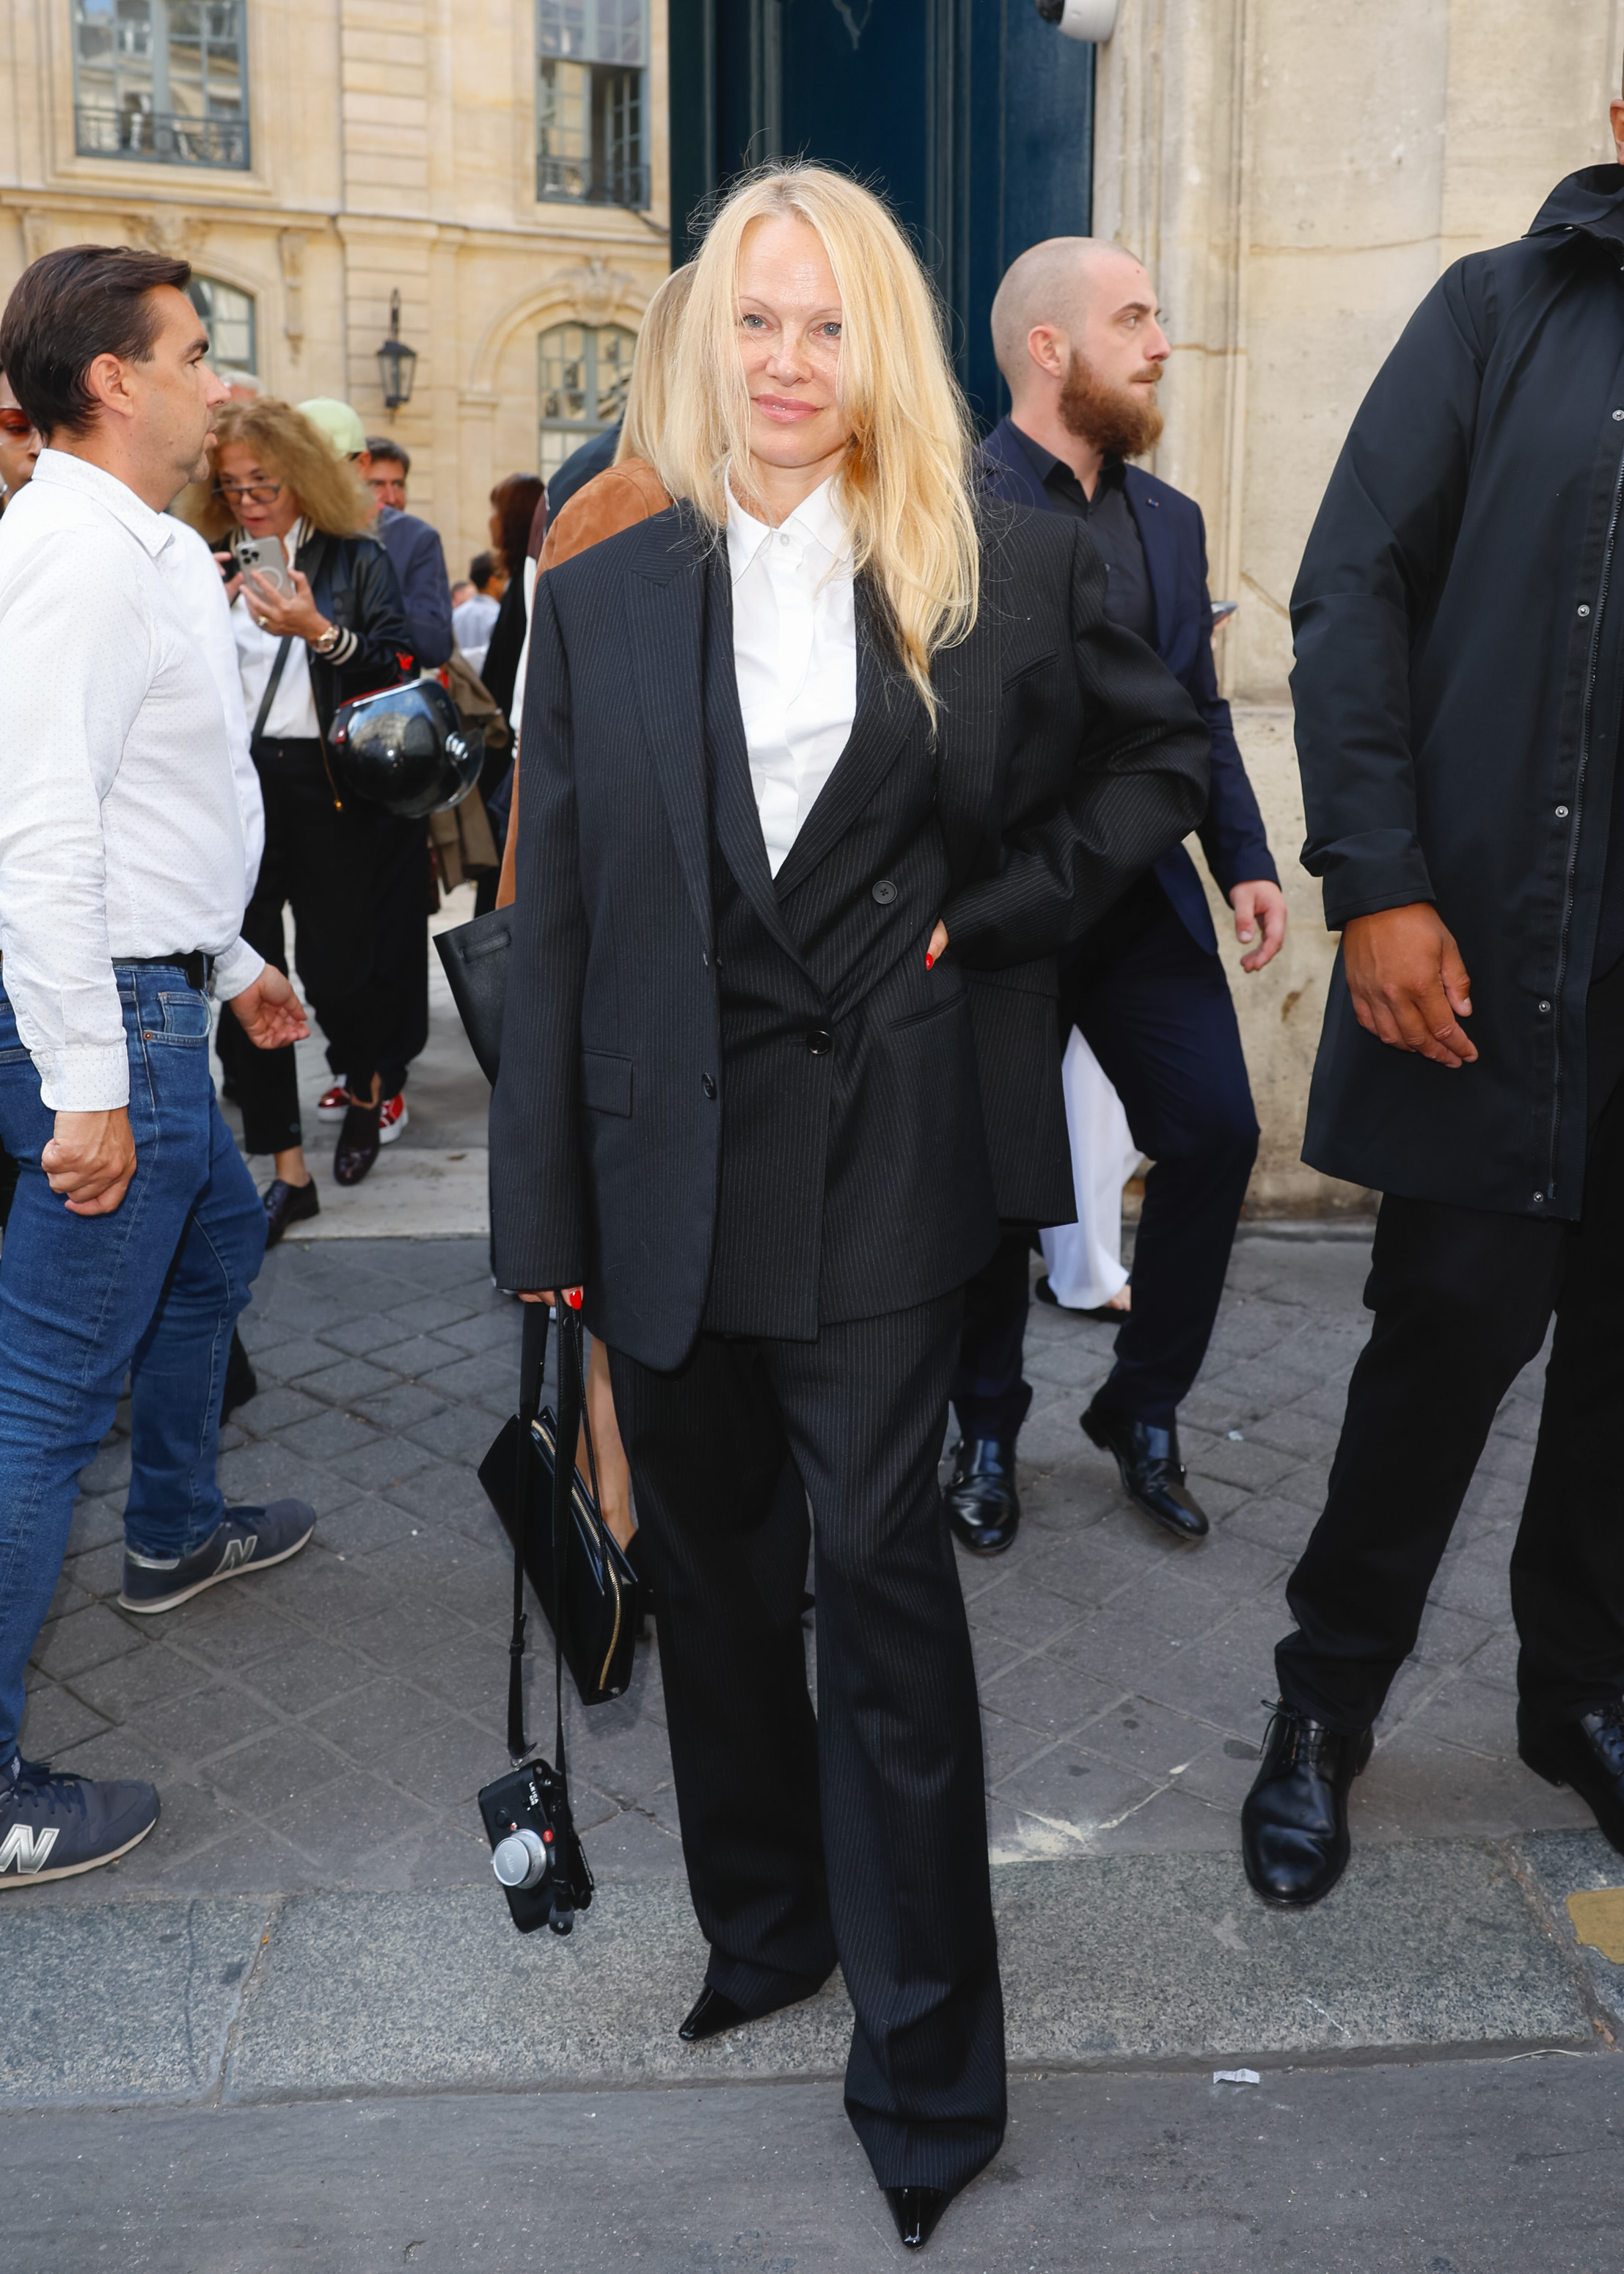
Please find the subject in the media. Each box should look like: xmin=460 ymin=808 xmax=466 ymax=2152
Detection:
xmin=537 ymin=322 xmax=635 ymax=481
xmin=74 ymin=0 xmax=250 ymax=170
xmin=186 ymin=277 xmax=256 ymax=379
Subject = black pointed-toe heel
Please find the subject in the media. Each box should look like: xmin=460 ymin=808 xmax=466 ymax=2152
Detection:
xmin=885 ymin=2187 xmax=951 ymax=2250
xmin=678 ymin=1986 xmax=756 ymax=2042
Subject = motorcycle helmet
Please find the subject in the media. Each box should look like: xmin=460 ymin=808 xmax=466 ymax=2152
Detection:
xmin=326 ymin=678 xmax=480 ymax=819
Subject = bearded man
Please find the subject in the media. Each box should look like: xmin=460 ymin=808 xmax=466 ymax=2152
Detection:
xmin=944 ymin=239 xmax=1285 ymax=1557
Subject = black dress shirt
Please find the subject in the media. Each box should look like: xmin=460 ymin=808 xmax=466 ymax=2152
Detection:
xmin=1008 ymin=425 xmax=1156 ymax=647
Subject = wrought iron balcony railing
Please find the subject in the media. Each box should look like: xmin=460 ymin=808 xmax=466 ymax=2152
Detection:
xmin=75 ymin=105 xmax=250 ymax=169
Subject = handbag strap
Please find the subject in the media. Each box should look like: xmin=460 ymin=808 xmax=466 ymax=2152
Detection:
xmin=550 ymin=1306 xmax=588 ymax=1783
xmin=508 ymin=1300 xmax=548 ymax=1762
xmin=249 ymin=635 xmax=296 ymax=758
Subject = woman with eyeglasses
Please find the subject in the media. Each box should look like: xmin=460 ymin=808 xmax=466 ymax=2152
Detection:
xmin=202 ymin=400 xmax=416 ymax=1234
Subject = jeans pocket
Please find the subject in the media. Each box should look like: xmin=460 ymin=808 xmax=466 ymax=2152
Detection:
xmin=146 ymin=991 xmax=212 ymax=1045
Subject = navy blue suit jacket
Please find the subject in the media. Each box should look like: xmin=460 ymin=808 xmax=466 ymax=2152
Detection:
xmin=376 ymin=507 xmax=453 ymax=669
xmin=981 ymin=417 xmax=1276 ymax=951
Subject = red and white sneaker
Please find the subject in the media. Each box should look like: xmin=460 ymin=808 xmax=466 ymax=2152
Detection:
xmin=378 ymin=1092 xmax=409 ymax=1144
xmin=316 ymin=1082 xmax=349 ymax=1123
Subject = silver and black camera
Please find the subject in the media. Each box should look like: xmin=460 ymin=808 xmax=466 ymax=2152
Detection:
xmin=478 ymin=1755 xmax=594 ymax=1937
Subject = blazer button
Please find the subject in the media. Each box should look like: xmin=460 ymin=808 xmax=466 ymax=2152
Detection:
xmin=871 ymin=879 xmax=898 ymax=905
xmin=702 ymin=1073 xmax=717 ymax=1098
xmin=806 ymin=1027 xmax=833 ymax=1056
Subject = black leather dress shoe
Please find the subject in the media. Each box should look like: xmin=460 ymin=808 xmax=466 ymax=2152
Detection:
xmin=1080 ymin=1395 xmax=1208 ymax=1540
xmin=262 ymin=1176 xmax=319 ymax=1248
xmin=1520 ymin=1701 xmax=1624 ymax=1852
xmin=885 ymin=2187 xmax=951 ymax=2250
xmin=679 ymin=1986 xmax=755 ymax=2041
xmin=1240 ymin=1703 xmax=1374 ymax=1907
xmin=334 ymin=1101 xmax=382 ymax=1188
xmin=944 ymin=1438 xmax=1020 ymax=1555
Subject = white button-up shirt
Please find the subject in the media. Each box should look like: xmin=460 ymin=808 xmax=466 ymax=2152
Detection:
xmin=0 ymin=450 xmax=263 ymax=1111
xmin=726 ymin=474 xmax=857 ymax=875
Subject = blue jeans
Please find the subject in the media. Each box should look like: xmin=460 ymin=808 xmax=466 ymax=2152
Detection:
xmin=0 ymin=965 xmax=267 ymax=1756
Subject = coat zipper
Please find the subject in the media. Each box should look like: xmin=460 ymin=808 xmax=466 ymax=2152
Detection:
xmin=1547 ymin=440 xmax=1624 ymax=1202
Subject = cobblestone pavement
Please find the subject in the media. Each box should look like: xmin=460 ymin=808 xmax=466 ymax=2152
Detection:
xmin=18 ymin=1226 xmax=1590 ymax=1905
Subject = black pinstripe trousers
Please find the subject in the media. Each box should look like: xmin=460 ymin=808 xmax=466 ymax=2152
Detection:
xmin=609 ymin=1293 xmax=1006 ymax=2192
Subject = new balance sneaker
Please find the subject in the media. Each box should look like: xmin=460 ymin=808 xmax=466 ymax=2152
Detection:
xmin=119 ymin=1500 xmax=315 ymax=1615
xmin=0 ymin=1754 xmax=158 ymax=1887
xmin=377 ymin=1091 xmax=409 ymax=1144
xmin=316 ymin=1081 xmax=350 ymax=1122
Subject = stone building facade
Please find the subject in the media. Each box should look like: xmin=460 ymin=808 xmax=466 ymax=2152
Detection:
xmin=1097 ymin=0 xmax=1624 ymax=1211
xmin=0 ymin=0 xmax=672 ymax=579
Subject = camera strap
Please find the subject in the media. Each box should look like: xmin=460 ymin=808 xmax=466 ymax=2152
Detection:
xmin=506 ymin=1299 xmax=596 ymax=1787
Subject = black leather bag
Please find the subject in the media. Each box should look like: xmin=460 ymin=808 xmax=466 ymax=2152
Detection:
xmin=433 ymin=908 xmax=511 ymax=1085
xmin=478 ymin=1304 xmax=638 ymax=1708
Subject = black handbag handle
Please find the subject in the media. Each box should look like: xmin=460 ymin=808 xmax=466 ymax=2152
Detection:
xmin=506 ymin=1298 xmax=596 ymax=1780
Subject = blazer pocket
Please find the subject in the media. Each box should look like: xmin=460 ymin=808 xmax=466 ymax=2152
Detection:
xmin=581 ymin=1049 xmax=633 ymax=1116
xmin=890 ymin=988 xmax=967 ymax=1034
xmin=1000 ymin=648 xmax=1057 ymax=691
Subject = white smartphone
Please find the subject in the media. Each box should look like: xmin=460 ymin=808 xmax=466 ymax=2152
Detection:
xmin=236 ymin=533 xmax=295 ymax=599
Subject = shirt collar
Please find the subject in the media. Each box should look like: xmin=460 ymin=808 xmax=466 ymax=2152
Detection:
xmin=1007 ymin=421 xmax=1125 ymax=499
xmin=32 ymin=447 xmax=176 ymax=559
xmin=725 ymin=472 xmax=851 ymax=582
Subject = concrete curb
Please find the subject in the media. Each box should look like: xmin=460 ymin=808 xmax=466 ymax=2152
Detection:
xmin=3 ymin=1836 xmax=1611 ymax=2112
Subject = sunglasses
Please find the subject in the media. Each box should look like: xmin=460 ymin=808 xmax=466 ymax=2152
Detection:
xmin=0 ymin=410 xmax=37 ymax=439
xmin=214 ymin=480 xmax=283 ymax=505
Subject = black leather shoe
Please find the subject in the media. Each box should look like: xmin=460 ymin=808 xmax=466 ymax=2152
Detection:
xmin=1520 ymin=1701 xmax=1624 ymax=1853
xmin=1241 ymin=1703 xmax=1374 ymax=1907
xmin=334 ymin=1101 xmax=382 ymax=1188
xmin=221 ymin=1328 xmax=258 ymax=1420
xmin=885 ymin=2187 xmax=951 ymax=2250
xmin=262 ymin=1176 xmax=319 ymax=1247
xmin=679 ymin=1986 xmax=754 ymax=2041
xmin=1080 ymin=1395 xmax=1208 ymax=1540
xmin=944 ymin=1438 xmax=1020 ymax=1555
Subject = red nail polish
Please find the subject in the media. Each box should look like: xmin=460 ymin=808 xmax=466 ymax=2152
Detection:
xmin=568 ymin=1288 xmax=582 ymax=1310
xmin=925 ymin=953 xmax=934 ymax=969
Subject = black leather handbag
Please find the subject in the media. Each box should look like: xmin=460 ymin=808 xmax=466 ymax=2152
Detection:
xmin=478 ymin=1304 xmax=639 ymax=1708
xmin=434 ymin=907 xmax=511 ymax=1085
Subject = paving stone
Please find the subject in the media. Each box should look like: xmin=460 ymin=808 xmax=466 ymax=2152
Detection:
xmin=298 ymin=1675 xmax=454 ymax=1760
xmin=405 ymin=1402 xmax=506 ymax=1465
xmin=977 ymin=1649 xmax=1121 ymax=1740
xmin=361 ymin=1332 xmax=469 ymax=1378
xmin=1071 ymin=1694 xmax=1221 ymax=1782
xmin=230 ymin=1383 xmax=328 ymax=1434
xmin=314 ymin=1494 xmax=425 ymax=1556
xmin=271 ymin=1409 xmax=388 ymax=1464
xmin=993 ymin=1742 xmax=1163 ymax=1843
xmin=382 ymin=1292 xmax=483 ymax=1334
xmin=373 ymin=1715 xmax=508 ymax=1811
xmin=28 ymin=1603 xmax=144 ymax=1682
xmin=131 ymin=1678 xmax=289 ymax=1763
xmin=293 ymin=1356 xmax=405 ymax=1407
xmin=18 ymin=1680 xmax=111 ymax=1758
xmin=250 ymin=1334 xmax=346 ymax=1385
xmin=349 ymin=1381 xmax=450 ymax=1433
xmin=263 ymin=1767 xmax=440 ymax=1867
xmin=202 ymin=1725 xmax=354 ymax=1813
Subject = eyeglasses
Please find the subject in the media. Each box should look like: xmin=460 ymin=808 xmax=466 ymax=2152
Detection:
xmin=214 ymin=480 xmax=283 ymax=505
xmin=0 ymin=411 xmax=37 ymax=440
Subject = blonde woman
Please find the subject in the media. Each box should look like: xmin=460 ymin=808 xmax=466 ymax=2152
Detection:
xmin=491 ymin=164 xmax=1206 ymax=2245
xmin=205 ymin=401 xmax=417 ymax=1226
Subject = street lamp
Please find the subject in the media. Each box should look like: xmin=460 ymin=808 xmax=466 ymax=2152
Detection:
xmin=376 ymin=289 xmax=417 ymax=412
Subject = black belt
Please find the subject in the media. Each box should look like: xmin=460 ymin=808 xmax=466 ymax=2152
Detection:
xmin=114 ymin=952 xmax=215 ymax=990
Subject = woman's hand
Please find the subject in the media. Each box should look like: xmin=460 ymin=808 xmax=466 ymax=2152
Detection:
xmin=519 ymin=1288 xmax=584 ymax=1308
xmin=926 ymin=918 xmax=948 ymax=970
xmin=244 ymin=565 xmax=329 ymax=646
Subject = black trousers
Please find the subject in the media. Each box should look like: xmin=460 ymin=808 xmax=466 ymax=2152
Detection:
xmin=953 ymin=891 xmax=1259 ymax=1441
xmin=608 ymin=1293 xmax=1006 ymax=2193
xmin=1277 ymin=965 xmax=1624 ymax=1738
xmin=218 ymin=740 xmax=427 ymax=1155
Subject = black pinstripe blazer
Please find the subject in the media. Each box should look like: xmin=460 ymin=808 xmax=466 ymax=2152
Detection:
xmin=490 ymin=500 xmax=1208 ymax=1369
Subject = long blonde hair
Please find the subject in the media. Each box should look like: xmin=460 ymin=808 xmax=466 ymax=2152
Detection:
xmin=656 ymin=164 xmax=979 ymax=716
xmin=615 ymin=262 xmax=695 ymax=468
xmin=211 ymin=399 xmax=372 ymax=537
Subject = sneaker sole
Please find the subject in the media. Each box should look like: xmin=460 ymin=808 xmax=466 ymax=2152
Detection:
xmin=117 ymin=1522 xmax=315 ymax=1615
xmin=315 ymin=1104 xmax=348 ymax=1122
xmin=378 ymin=1106 xmax=409 ymax=1144
xmin=0 ymin=1809 xmax=158 ymax=1886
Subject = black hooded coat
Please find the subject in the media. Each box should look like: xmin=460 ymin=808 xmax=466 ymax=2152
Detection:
xmin=1295 ymin=165 xmax=1624 ymax=1219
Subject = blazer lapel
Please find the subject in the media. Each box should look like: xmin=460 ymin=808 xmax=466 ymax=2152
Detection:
xmin=770 ymin=582 xmax=924 ymax=901
xmin=1123 ymin=466 xmax=1177 ymax=657
xmin=702 ymin=546 xmax=810 ymax=970
xmin=626 ymin=508 xmax=714 ymax=954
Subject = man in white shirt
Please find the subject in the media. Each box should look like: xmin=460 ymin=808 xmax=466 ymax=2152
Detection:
xmin=0 ymin=245 xmax=315 ymax=1888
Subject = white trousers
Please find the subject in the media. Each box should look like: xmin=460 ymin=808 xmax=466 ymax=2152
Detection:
xmin=1039 ymin=1026 xmax=1143 ymax=1310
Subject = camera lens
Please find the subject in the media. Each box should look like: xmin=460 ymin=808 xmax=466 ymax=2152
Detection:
xmin=492 ymin=1827 xmax=549 ymax=1889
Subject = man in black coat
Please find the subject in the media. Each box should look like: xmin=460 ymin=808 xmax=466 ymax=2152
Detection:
xmin=1243 ymin=122 xmax=1624 ymax=1909
xmin=946 ymin=239 xmax=1284 ymax=1557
